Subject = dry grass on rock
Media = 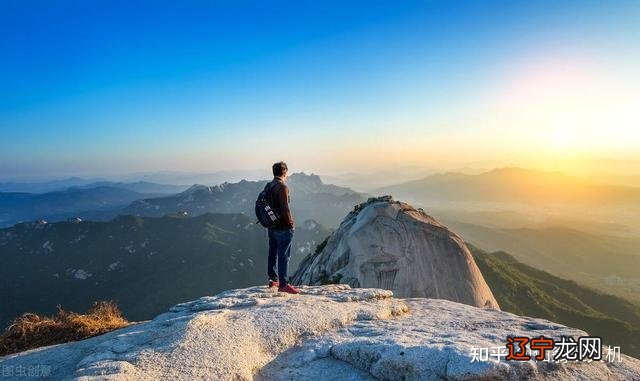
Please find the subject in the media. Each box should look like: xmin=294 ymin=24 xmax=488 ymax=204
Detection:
xmin=0 ymin=301 xmax=128 ymax=356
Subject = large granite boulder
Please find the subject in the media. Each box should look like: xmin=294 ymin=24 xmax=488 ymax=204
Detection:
xmin=2 ymin=285 xmax=638 ymax=380
xmin=293 ymin=196 xmax=500 ymax=309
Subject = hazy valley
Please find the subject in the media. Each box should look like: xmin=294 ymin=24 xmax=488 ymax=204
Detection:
xmin=0 ymin=213 xmax=330 ymax=329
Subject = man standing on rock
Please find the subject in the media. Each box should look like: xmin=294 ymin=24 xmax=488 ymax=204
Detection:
xmin=266 ymin=161 xmax=300 ymax=294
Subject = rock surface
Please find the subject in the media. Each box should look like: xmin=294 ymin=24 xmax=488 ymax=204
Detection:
xmin=293 ymin=196 xmax=500 ymax=309
xmin=2 ymin=285 xmax=639 ymax=380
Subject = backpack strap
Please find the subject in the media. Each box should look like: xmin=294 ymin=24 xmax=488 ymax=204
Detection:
xmin=264 ymin=179 xmax=278 ymax=196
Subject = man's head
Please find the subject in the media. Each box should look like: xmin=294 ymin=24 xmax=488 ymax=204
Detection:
xmin=272 ymin=161 xmax=288 ymax=179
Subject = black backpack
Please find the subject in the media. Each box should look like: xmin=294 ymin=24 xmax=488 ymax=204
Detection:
xmin=255 ymin=181 xmax=280 ymax=228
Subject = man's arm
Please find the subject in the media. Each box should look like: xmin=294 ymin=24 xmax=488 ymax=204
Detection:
xmin=275 ymin=184 xmax=294 ymax=229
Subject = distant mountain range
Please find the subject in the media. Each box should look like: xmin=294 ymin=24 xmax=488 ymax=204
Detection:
xmin=443 ymin=219 xmax=640 ymax=304
xmin=377 ymin=167 xmax=640 ymax=206
xmin=0 ymin=186 xmax=160 ymax=228
xmin=0 ymin=177 xmax=105 ymax=193
xmin=6 ymin=167 xmax=638 ymax=229
xmin=0 ymin=179 xmax=187 ymax=196
xmin=119 ymin=169 xmax=266 ymax=186
xmin=0 ymin=173 xmax=366 ymax=228
xmin=472 ymin=247 xmax=640 ymax=357
xmin=0 ymin=213 xmax=331 ymax=328
xmin=75 ymin=181 xmax=189 ymax=195
xmin=0 ymin=171 xmax=266 ymax=193
xmin=122 ymin=173 xmax=367 ymax=227
xmin=0 ymin=169 xmax=268 ymax=193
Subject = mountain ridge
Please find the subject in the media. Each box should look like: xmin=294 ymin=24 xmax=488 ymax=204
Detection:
xmin=471 ymin=247 xmax=640 ymax=357
xmin=0 ymin=186 xmax=160 ymax=228
xmin=0 ymin=212 xmax=331 ymax=328
xmin=442 ymin=218 xmax=640 ymax=302
xmin=377 ymin=167 xmax=640 ymax=205
xmin=122 ymin=172 xmax=367 ymax=227
xmin=0 ymin=173 xmax=366 ymax=229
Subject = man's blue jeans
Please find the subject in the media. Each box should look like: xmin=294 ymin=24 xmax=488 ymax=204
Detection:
xmin=268 ymin=228 xmax=293 ymax=285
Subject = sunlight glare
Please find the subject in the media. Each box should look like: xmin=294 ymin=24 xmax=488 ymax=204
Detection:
xmin=551 ymin=128 xmax=572 ymax=150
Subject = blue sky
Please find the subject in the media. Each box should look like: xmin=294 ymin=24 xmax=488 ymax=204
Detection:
xmin=1 ymin=1 xmax=638 ymax=179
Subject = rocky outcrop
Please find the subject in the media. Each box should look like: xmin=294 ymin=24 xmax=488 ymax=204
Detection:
xmin=1 ymin=285 xmax=638 ymax=380
xmin=293 ymin=196 xmax=500 ymax=309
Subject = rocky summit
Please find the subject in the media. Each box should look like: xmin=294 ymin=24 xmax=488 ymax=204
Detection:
xmin=1 ymin=285 xmax=639 ymax=380
xmin=293 ymin=196 xmax=500 ymax=310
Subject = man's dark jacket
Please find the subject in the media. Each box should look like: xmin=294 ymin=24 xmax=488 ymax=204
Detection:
xmin=267 ymin=177 xmax=294 ymax=230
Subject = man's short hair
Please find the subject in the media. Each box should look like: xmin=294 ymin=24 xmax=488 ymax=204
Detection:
xmin=272 ymin=161 xmax=288 ymax=177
